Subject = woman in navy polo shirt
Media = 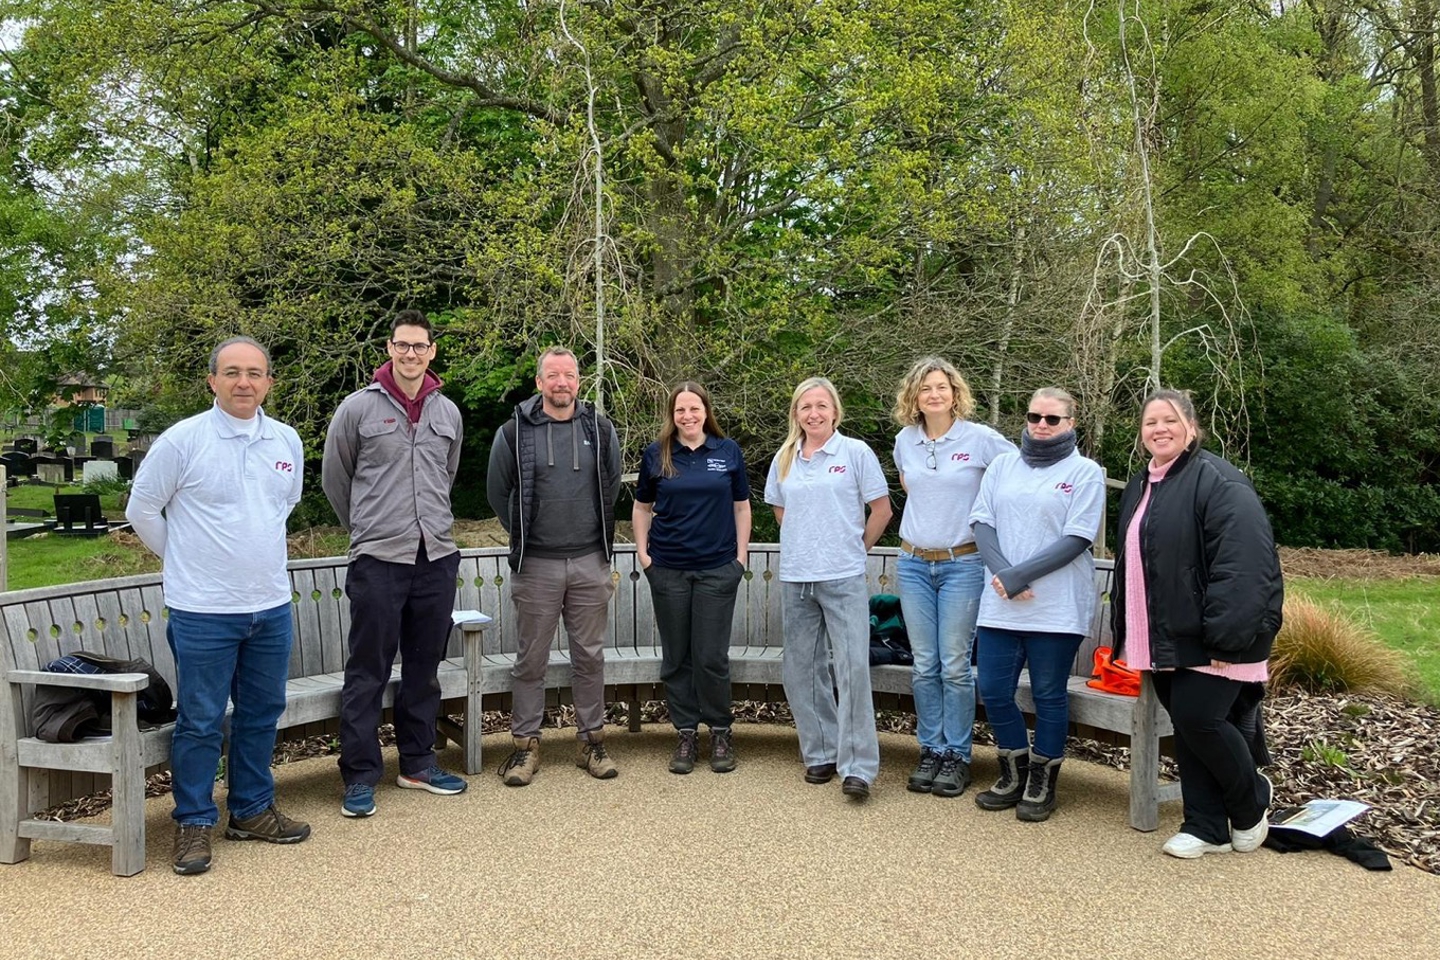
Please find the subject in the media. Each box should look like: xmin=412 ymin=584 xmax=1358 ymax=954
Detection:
xmin=633 ymin=382 xmax=752 ymax=774
xmin=891 ymin=357 xmax=1016 ymax=799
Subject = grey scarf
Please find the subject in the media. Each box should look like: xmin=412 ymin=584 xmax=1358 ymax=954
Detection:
xmin=1020 ymin=429 xmax=1076 ymax=468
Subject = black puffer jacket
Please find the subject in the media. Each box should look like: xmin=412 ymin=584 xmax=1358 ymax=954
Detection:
xmin=1112 ymin=446 xmax=1283 ymax=668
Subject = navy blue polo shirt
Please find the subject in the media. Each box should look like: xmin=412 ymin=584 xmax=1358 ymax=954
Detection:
xmin=634 ymin=435 xmax=751 ymax=570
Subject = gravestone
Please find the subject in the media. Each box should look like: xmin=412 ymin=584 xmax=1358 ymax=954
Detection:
xmin=70 ymin=434 xmax=88 ymax=456
xmin=115 ymin=454 xmax=134 ymax=480
xmin=91 ymin=435 xmax=115 ymax=459
xmin=83 ymin=460 xmax=119 ymax=485
xmin=37 ymin=463 xmax=65 ymax=484
xmin=0 ymin=452 xmax=31 ymax=478
xmin=14 ymin=437 xmax=37 ymax=455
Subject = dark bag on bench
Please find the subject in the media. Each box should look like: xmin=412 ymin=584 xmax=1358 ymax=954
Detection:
xmin=32 ymin=652 xmax=176 ymax=742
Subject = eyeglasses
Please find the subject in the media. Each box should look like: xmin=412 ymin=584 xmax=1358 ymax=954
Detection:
xmin=924 ymin=439 xmax=937 ymax=470
xmin=1026 ymin=412 xmax=1069 ymax=426
xmin=391 ymin=341 xmax=432 ymax=355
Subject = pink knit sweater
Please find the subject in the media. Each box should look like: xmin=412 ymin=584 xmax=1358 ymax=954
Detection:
xmin=1123 ymin=457 xmax=1269 ymax=681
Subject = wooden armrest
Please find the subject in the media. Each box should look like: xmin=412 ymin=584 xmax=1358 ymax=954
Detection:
xmin=7 ymin=669 xmax=151 ymax=693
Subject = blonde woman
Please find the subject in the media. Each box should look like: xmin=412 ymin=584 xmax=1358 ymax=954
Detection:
xmin=764 ymin=377 xmax=892 ymax=800
xmin=891 ymin=357 xmax=1016 ymax=798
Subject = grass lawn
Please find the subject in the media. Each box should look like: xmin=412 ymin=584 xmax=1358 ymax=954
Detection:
xmin=1289 ymin=577 xmax=1440 ymax=702
xmin=2 ymin=533 xmax=161 ymax=591
xmin=4 ymin=482 xmax=127 ymax=516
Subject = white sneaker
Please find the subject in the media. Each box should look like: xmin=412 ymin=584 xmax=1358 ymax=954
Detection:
xmin=1232 ymin=772 xmax=1274 ymax=853
xmin=1162 ymin=832 xmax=1233 ymax=859
xmin=1232 ymin=817 xmax=1269 ymax=853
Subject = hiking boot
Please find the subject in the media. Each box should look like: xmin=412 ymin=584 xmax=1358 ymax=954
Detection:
xmin=498 ymin=736 xmax=540 ymax=787
xmin=930 ymin=751 xmax=972 ymax=798
xmin=225 ymin=804 xmax=311 ymax=844
xmin=907 ymin=748 xmax=942 ymax=793
xmin=709 ymin=727 xmax=737 ymax=773
xmin=577 ymin=729 xmax=619 ymax=779
xmin=975 ymin=747 xmax=1030 ymax=811
xmin=670 ymin=729 xmax=698 ymax=775
xmin=397 ymin=765 xmax=468 ymax=796
xmin=172 ymin=824 xmax=213 ymax=875
xmin=1015 ymin=752 xmax=1063 ymax=822
xmin=341 ymin=783 xmax=376 ymax=818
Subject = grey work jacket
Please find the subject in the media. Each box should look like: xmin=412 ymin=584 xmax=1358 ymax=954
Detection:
xmin=321 ymin=382 xmax=463 ymax=564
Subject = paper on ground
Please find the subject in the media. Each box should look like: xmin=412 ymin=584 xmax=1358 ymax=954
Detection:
xmin=1270 ymin=799 xmax=1369 ymax=837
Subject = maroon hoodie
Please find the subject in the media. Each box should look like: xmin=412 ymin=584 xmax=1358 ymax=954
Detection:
xmin=374 ymin=360 xmax=443 ymax=424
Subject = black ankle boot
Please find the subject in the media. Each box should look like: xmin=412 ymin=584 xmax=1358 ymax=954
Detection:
xmin=974 ymin=747 xmax=1030 ymax=811
xmin=1015 ymin=752 xmax=1062 ymax=822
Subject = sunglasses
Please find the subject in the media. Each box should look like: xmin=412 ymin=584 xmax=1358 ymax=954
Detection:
xmin=1025 ymin=412 xmax=1069 ymax=426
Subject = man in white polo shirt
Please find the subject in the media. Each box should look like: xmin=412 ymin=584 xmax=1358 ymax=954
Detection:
xmin=127 ymin=337 xmax=311 ymax=876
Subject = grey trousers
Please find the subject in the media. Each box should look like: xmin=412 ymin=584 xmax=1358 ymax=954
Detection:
xmin=509 ymin=552 xmax=615 ymax=739
xmin=781 ymin=575 xmax=879 ymax=782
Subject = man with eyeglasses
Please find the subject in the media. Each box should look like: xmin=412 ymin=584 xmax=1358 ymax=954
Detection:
xmin=127 ymin=336 xmax=311 ymax=875
xmin=323 ymin=310 xmax=467 ymax=819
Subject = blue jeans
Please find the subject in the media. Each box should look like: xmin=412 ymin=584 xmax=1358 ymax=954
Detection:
xmin=897 ymin=553 xmax=983 ymax=760
xmin=975 ymin=626 xmax=1083 ymax=760
xmin=166 ymin=604 xmax=293 ymax=826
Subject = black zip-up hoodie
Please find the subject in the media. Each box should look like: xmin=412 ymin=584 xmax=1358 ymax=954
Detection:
xmin=1112 ymin=446 xmax=1284 ymax=669
xmin=486 ymin=394 xmax=621 ymax=572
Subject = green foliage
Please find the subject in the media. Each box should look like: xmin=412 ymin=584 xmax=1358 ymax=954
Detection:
xmin=1271 ymin=594 xmax=1415 ymax=699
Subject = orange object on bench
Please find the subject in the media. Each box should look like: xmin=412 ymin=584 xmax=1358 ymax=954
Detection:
xmin=1087 ymin=645 xmax=1141 ymax=697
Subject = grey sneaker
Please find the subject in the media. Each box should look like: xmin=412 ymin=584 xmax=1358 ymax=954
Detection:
xmin=670 ymin=729 xmax=698 ymax=774
xmin=225 ymin=804 xmax=312 ymax=844
xmin=172 ymin=824 xmax=213 ymax=875
xmin=907 ymin=748 xmax=943 ymax=793
xmin=709 ymin=728 xmax=737 ymax=773
xmin=930 ymin=752 xmax=972 ymax=798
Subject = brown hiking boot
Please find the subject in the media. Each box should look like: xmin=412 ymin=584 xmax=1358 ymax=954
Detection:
xmin=225 ymin=804 xmax=311 ymax=844
xmin=499 ymin=736 xmax=541 ymax=787
xmin=172 ymin=824 xmax=213 ymax=875
xmin=577 ymin=728 xmax=619 ymax=779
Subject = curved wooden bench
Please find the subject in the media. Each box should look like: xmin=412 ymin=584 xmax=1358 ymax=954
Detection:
xmin=1 ymin=544 xmax=1172 ymax=875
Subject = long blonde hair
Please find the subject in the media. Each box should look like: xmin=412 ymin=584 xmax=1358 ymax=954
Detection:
xmin=891 ymin=355 xmax=975 ymax=427
xmin=774 ymin=377 xmax=844 ymax=482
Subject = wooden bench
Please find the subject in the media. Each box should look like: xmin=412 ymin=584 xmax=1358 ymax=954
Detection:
xmin=2 ymin=544 xmax=1174 ymax=876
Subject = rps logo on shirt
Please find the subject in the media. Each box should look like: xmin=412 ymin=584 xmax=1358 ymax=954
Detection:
xmin=1054 ymin=482 xmax=1074 ymax=494
xmin=274 ymin=461 xmax=295 ymax=473
xmin=951 ymin=452 xmax=971 ymax=462
xmin=828 ymin=465 xmax=847 ymax=474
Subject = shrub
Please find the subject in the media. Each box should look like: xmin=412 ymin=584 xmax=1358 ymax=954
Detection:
xmin=1270 ymin=596 xmax=1413 ymax=697
xmin=82 ymin=475 xmax=131 ymax=497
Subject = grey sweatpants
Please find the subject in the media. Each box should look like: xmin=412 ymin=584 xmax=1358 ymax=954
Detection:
xmin=781 ymin=575 xmax=880 ymax=783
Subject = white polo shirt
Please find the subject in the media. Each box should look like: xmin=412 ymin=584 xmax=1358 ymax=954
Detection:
xmin=764 ymin=431 xmax=889 ymax=582
xmin=893 ymin=420 xmax=1016 ymax=548
xmin=969 ymin=449 xmax=1104 ymax=635
xmin=127 ymin=404 xmax=303 ymax=614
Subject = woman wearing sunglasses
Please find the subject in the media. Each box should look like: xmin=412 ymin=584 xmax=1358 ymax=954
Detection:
xmin=1113 ymin=388 xmax=1282 ymax=858
xmin=967 ymin=387 xmax=1104 ymax=821
xmin=890 ymin=357 xmax=1016 ymax=798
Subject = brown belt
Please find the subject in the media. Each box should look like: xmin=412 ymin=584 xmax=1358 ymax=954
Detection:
xmin=900 ymin=539 xmax=978 ymax=562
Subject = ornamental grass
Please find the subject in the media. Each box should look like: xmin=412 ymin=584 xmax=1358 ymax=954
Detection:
xmin=1269 ymin=595 xmax=1413 ymax=697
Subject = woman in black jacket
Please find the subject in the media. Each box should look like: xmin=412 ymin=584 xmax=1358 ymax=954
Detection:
xmin=1113 ymin=389 xmax=1284 ymax=859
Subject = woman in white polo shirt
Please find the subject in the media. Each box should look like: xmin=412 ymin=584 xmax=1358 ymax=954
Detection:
xmin=892 ymin=357 xmax=1016 ymax=799
xmin=968 ymin=386 xmax=1104 ymax=822
xmin=764 ymin=377 xmax=892 ymax=800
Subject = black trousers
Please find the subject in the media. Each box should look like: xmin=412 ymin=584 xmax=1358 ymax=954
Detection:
xmin=644 ymin=561 xmax=744 ymax=730
xmin=1153 ymin=670 xmax=1269 ymax=845
xmin=339 ymin=544 xmax=461 ymax=785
